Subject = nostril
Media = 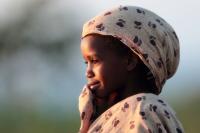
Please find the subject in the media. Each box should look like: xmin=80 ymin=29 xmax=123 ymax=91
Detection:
xmin=86 ymin=71 xmax=94 ymax=78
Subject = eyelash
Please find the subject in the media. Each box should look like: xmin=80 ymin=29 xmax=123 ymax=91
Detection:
xmin=84 ymin=59 xmax=99 ymax=65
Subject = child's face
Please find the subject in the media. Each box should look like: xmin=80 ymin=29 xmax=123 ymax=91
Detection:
xmin=81 ymin=35 xmax=128 ymax=98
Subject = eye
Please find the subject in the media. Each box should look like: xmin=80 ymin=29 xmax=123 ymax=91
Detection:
xmin=91 ymin=59 xmax=99 ymax=64
xmin=84 ymin=61 xmax=88 ymax=64
xmin=83 ymin=58 xmax=100 ymax=65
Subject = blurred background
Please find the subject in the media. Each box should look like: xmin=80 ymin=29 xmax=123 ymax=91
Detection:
xmin=0 ymin=0 xmax=199 ymax=133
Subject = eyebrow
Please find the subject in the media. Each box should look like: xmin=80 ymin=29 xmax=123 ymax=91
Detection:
xmin=84 ymin=53 xmax=102 ymax=60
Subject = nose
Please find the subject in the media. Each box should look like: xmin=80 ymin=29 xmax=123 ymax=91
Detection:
xmin=85 ymin=63 xmax=94 ymax=78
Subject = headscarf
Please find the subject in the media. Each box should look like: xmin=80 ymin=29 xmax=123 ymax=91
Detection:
xmin=81 ymin=5 xmax=180 ymax=94
xmin=79 ymin=5 xmax=181 ymax=133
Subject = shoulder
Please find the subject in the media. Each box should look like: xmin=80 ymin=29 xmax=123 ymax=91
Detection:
xmin=123 ymin=93 xmax=169 ymax=109
xmin=126 ymin=93 xmax=171 ymax=108
xmin=125 ymin=93 xmax=176 ymax=119
xmin=124 ymin=93 xmax=184 ymax=133
xmin=88 ymin=93 xmax=184 ymax=133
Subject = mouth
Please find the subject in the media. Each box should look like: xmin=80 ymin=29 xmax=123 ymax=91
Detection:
xmin=87 ymin=81 xmax=100 ymax=90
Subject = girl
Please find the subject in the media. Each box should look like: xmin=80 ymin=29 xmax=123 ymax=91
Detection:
xmin=79 ymin=5 xmax=184 ymax=133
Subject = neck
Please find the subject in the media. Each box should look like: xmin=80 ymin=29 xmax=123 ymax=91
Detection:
xmin=119 ymin=72 xmax=150 ymax=100
xmin=92 ymin=91 xmax=118 ymax=121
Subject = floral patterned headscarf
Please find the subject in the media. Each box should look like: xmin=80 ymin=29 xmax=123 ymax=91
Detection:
xmin=82 ymin=5 xmax=180 ymax=94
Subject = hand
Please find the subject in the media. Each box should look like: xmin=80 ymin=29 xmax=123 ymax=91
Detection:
xmin=78 ymin=85 xmax=94 ymax=133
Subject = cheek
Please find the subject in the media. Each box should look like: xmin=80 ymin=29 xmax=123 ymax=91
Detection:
xmin=94 ymin=65 xmax=108 ymax=82
xmin=93 ymin=64 xmax=111 ymax=84
xmin=97 ymin=63 xmax=126 ymax=88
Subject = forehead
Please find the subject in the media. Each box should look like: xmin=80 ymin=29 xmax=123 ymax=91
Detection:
xmin=81 ymin=35 xmax=113 ymax=57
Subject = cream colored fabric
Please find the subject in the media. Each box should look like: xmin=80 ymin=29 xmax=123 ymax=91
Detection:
xmin=79 ymin=85 xmax=94 ymax=133
xmin=88 ymin=92 xmax=184 ymax=133
xmin=79 ymin=86 xmax=184 ymax=133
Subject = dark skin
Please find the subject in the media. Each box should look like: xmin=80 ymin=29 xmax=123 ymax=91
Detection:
xmin=81 ymin=34 xmax=152 ymax=121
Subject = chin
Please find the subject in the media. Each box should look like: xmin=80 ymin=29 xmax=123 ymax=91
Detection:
xmin=93 ymin=89 xmax=108 ymax=99
xmin=93 ymin=91 xmax=104 ymax=98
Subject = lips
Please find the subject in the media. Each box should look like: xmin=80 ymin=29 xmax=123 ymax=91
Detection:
xmin=87 ymin=80 xmax=100 ymax=90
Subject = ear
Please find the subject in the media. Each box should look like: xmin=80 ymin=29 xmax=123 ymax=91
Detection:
xmin=125 ymin=53 xmax=138 ymax=71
